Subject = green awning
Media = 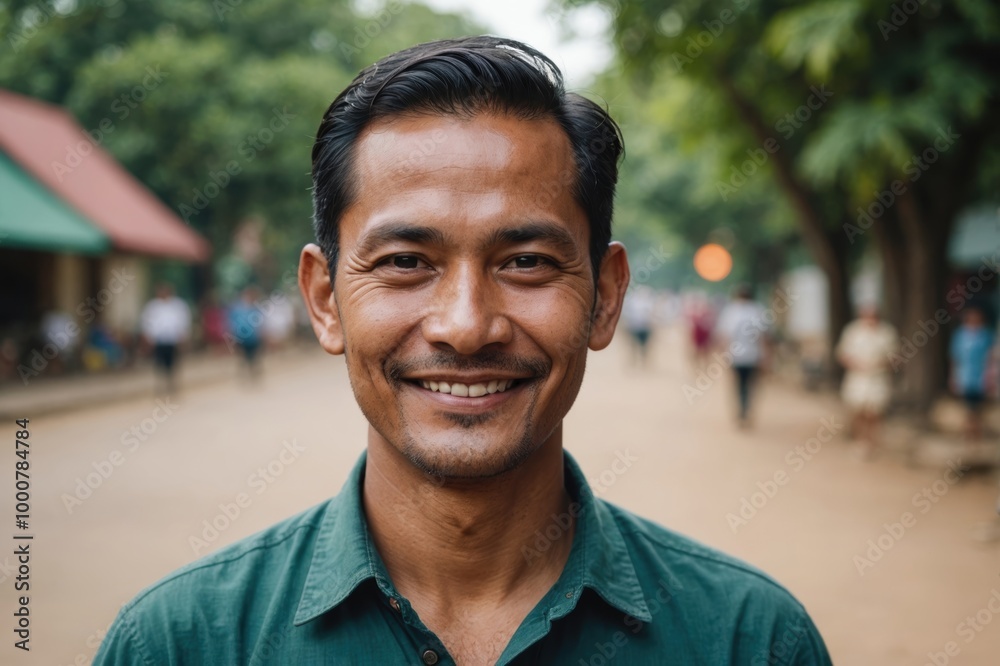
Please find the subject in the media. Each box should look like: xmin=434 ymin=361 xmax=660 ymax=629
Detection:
xmin=0 ymin=150 xmax=110 ymax=254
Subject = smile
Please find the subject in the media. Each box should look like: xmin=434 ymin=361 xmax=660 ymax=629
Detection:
xmin=417 ymin=379 xmax=519 ymax=397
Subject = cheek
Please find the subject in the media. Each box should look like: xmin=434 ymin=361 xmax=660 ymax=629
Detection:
xmin=511 ymin=289 xmax=593 ymax=364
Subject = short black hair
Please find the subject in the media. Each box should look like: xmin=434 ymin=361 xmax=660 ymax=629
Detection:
xmin=310 ymin=36 xmax=623 ymax=284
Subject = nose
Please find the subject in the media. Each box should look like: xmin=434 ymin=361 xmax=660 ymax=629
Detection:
xmin=421 ymin=263 xmax=513 ymax=355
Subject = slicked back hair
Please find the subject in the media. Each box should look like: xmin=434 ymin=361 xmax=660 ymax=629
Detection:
xmin=310 ymin=35 xmax=623 ymax=285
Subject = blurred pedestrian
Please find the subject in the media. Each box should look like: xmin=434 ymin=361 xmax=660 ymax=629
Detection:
xmin=228 ymin=286 xmax=264 ymax=380
xmin=140 ymin=283 xmax=191 ymax=395
xmin=40 ymin=309 xmax=80 ymax=374
xmin=836 ymin=305 xmax=897 ymax=458
xmin=688 ymin=300 xmax=715 ymax=372
xmin=262 ymin=293 xmax=295 ymax=350
xmin=622 ymin=285 xmax=656 ymax=367
xmin=949 ymin=307 xmax=996 ymax=443
xmin=715 ymin=284 xmax=770 ymax=428
xmin=199 ymin=292 xmax=228 ymax=352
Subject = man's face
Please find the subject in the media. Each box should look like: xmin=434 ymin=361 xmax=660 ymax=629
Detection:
xmin=963 ymin=309 xmax=984 ymax=328
xmin=302 ymin=113 xmax=627 ymax=479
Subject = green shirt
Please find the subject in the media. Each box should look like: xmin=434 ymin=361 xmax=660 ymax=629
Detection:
xmin=95 ymin=452 xmax=831 ymax=665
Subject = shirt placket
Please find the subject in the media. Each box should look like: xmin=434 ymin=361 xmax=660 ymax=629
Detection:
xmin=375 ymin=574 xmax=455 ymax=666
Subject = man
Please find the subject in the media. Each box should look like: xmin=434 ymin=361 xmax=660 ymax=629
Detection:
xmin=139 ymin=282 xmax=191 ymax=395
xmin=715 ymin=284 xmax=771 ymax=429
xmin=949 ymin=306 xmax=995 ymax=442
xmin=228 ymin=285 xmax=265 ymax=380
xmin=97 ymin=37 xmax=831 ymax=665
xmin=622 ymin=284 xmax=656 ymax=367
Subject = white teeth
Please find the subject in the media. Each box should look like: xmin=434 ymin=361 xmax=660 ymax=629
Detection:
xmin=419 ymin=379 xmax=518 ymax=396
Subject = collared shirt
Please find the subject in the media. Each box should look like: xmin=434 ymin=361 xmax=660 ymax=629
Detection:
xmin=95 ymin=452 xmax=832 ymax=665
xmin=140 ymin=296 xmax=191 ymax=345
xmin=950 ymin=325 xmax=995 ymax=392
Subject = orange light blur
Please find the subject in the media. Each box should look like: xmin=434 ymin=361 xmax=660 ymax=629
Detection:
xmin=693 ymin=243 xmax=733 ymax=282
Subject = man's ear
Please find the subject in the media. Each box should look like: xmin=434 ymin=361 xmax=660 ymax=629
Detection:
xmin=589 ymin=241 xmax=630 ymax=351
xmin=298 ymin=243 xmax=345 ymax=355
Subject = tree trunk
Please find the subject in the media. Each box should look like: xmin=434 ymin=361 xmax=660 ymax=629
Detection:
xmin=822 ymin=245 xmax=851 ymax=384
xmin=715 ymin=74 xmax=851 ymax=374
xmin=893 ymin=189 xmax=951 ymax=417
xmin=870 ymin=213 xmax=907 ymax=334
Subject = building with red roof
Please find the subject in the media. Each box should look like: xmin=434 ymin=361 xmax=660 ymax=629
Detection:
xmin=0 ymin=89 xmax=210 ymax=380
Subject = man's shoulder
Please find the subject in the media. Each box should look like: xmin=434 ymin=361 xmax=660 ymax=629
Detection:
xmin=96 ymin=499 xmax=334 ymax=663
xmin=600 ymin=501 xmax=830 ymax=663
xmin=601 ymin=500 xmax=812 ymax=618
xmin=141 ymin=500 xmax=328 ymax=604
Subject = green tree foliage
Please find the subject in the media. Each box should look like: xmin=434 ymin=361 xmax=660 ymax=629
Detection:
xmin=0 ymin=0 xmax=480 ymax=276
xmin=596 ymin=65 xmax=798 ymax=291
xmin=562 ymin=0 xmax=1000 ymax=409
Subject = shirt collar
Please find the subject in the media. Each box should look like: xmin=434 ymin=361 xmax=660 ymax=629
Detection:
xmin=294 ymin=449 xmax=651 ymax=626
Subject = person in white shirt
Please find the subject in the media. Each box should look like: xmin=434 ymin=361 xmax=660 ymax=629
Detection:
xmin=140 ymin=283 xmax=192 ymax=394
xmin=715 ymin=284 xmax=771 ymax=428
xmin=836 ymin=305 xmax=898 ymax=458
xmin=622 ymin=285 xmax=656 ymax=367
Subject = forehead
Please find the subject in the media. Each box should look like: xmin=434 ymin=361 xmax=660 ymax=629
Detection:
xmin=343 ymin=113 xmax=584 ymax=241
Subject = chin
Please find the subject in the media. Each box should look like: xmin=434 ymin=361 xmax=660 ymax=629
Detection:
xmin=397 ymin=427 xmax=540 ymax=480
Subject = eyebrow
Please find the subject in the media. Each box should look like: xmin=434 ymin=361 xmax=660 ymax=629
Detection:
xmin=354 ymin=220 xmax=580 ymax=257
xmin=482 ymin=221 xmax=579 ymax=256
xmin=354 ymin=223 xmax=447 ymax=256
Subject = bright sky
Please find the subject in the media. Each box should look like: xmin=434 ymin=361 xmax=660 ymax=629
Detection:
xmin=412 ymin=0 xmax=613 ymax=87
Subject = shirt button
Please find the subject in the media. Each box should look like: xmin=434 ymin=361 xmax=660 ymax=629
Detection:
xmin=421 ymin=649 xmax=439 ymax=665
xmin=388 ymin=597 xmax=400 ymax=612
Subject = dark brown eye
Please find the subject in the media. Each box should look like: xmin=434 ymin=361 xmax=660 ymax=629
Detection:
xmin=392 ymin=256 xmax=420 ymax=269
xmin=512 ymin=255 xmax=540 ymax=268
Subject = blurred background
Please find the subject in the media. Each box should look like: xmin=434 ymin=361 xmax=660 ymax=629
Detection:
xmin=0 ymin=0 xmax=998 ymax=663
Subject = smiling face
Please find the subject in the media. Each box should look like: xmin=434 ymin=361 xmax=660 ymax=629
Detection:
xmin=300 ymin=113 xmax=628 ymax=479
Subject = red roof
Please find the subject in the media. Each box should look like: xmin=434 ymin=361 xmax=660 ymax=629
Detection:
xmin=0 ymin=89 xmax=209 ymax=262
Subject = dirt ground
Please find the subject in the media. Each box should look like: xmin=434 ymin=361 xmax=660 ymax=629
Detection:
xmin=2 ymin=325 xmax=999 ymax=665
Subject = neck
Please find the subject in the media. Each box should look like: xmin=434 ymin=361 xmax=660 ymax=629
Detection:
xmin=362 ymin=426 xmax=574 ymax=607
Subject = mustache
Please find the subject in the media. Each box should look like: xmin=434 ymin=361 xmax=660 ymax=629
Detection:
xmin=385 ymin=350 xmax=550 ymax=383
